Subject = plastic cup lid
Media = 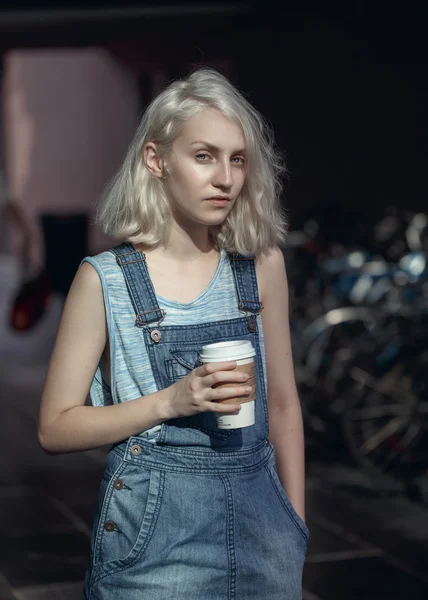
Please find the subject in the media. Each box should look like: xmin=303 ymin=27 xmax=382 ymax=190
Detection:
xmin=199 ymin=340 xmax=256 ymax=362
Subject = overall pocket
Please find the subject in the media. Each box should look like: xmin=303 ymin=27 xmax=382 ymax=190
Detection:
xmin=165 ymin=347 xmax=237 ymax=440
xmin=266 ymin=461 xmax=310 ymax=544
xmin=92 ymin=450 xmax=163 ymax=579
xmin=165 ymin=347 xmax=202 ymax=382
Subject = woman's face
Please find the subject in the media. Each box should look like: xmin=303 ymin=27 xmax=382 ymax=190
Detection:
xmin=162 ymin=108 xmax=246 ymax=228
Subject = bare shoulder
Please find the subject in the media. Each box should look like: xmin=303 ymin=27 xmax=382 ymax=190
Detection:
xmin=54 ymin=259 xmax=106 ymax=345
xmin=62 ymin=260 xmax=106 ymax=334
xmin=48 ymin=260 xmax=107 ymax=364
xmin=254 ymin=246 xmax=298 ymax=406
xmin=75 ymin=260 xmax=103 ymax=290
xmin=255 ymin=246 xmax=287 ymax=302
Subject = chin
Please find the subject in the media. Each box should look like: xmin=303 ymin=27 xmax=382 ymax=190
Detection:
xmin=206 ymin=215 xmax=229 ymax=226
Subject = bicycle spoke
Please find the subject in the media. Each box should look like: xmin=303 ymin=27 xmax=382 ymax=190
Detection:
xmin=348 ymin=404 xmax=404 ymax=420
xmin=381 ymin=422 xmax=422 ymax=468
xmin=359 ymin=417 xmax=407 ymax=455
xmin=349 ymin=366 xmax=411 ymax=401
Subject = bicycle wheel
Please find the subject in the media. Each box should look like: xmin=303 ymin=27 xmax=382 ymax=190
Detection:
xmin=342 ymin=347 xmax=428 ymax=481
xmin=295 ymin=307 xmax=377 ymax=422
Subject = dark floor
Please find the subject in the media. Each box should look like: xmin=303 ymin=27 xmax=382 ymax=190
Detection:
xmin=1 ymin=364 xmax=427 ymax=600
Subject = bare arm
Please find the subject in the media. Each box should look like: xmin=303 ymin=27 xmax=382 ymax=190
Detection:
xmin=256 ymin=247 xmax=306 ymax=522
xmin=38 ymin=262 xmax=170 ymax=454
xmin=38 ymin=262 xmax=247 ymax=455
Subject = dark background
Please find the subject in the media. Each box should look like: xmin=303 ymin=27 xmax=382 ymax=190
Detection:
xmin=1 ymin=1 xmax=426 ymax=222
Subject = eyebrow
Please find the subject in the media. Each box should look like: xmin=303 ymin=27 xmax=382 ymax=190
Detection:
xmin=190 ymin=141 xmax=246 ymax=155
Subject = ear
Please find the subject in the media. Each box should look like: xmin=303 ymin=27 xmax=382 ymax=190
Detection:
xmin=143 ymin=142 xmax=166 ymax=178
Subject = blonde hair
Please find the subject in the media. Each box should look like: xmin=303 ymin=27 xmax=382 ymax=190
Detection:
xmin=96 ymin=68 xmax=288 ymax=255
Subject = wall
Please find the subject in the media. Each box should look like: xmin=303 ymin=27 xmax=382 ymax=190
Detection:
xmin=3 ymin=47 xmax=140 ymax=269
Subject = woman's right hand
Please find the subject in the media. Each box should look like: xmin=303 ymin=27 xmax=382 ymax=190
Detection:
xmin=164 ymin=361 xmax=252 ymax=420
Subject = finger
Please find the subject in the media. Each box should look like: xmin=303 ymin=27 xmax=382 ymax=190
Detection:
xmin=209 ymin=385 xmax=252 ymax=402
xmin=205 ymin=401 xmax=242 ymax=413
xmin=204 ymin=371 xmax=249 ymax=388
xmin=196 ymin=361 xmax=237 ymax=377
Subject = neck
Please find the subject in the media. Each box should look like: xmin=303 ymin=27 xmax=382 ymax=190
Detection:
xmin=136 ymin=226 xmax=219 ymax=262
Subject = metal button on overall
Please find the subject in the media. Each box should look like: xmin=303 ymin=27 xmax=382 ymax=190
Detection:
xmin=130 ymin=444 xmax=142 ymax=456
xmin=247 ymin=315 xmax=257 ymax=333
xmin=150 ymin=329 xmax=161 ymax=342
xmin=113 ymin=479 xmax=124 ymax=490
xmin=103 ymin=521 xmax=116 ymax=532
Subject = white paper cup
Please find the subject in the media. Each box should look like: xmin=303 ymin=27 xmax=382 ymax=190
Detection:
xmin=199 ymin=341 xmax=256 ymax=429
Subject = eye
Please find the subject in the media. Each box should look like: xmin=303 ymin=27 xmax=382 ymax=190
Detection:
xmin=231 ymin=156 xmax=245 ymax=165
xmin=196 ymin=153 xmax=210 ymax=161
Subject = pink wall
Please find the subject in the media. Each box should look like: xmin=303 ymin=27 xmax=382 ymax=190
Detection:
xmin=3 ymin=48 xmax=140 ymax=265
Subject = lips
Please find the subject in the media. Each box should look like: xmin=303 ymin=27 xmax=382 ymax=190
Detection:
xmin=206 ymin=197 xmax=230 ymax=201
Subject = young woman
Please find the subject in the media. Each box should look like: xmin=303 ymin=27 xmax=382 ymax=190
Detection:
xmin=38 ymin=68 xmax=309 ymax=599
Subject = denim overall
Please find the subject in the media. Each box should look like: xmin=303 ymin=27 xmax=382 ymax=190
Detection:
xmin=83 ymin=243 xmax=309 ymax=600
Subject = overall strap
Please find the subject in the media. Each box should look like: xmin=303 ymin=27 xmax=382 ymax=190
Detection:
xmin=110 ymin=243 xmax=165 ymax=340
xmin=228 ymin=252 xmax=264 ymax=333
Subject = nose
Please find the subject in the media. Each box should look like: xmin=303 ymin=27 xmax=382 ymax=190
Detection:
xmin=213 ymin=159 xmax=233 ymax=190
